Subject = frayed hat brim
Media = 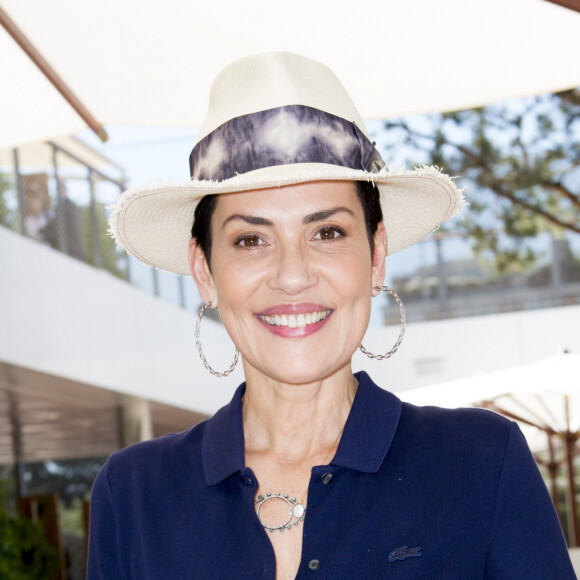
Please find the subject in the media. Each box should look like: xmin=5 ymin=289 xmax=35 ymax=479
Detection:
xmin=110 ymin=163 xmax=466 ymax=276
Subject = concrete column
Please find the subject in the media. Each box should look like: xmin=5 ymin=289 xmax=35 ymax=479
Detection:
xmin=117 ymin=396 xmax=153 ymax=448
xmin=7 ymin=390 xmax=26 ymax=497
xmin=12 ymin=148 xmax=26 ymax=235
xmin=88 ymin=169 xmax=103 ymax=269
xmin=436 ymin=237 xmax=449 ymax=317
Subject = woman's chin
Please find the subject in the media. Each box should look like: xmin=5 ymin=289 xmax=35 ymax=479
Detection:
xmin=243 ymin=351 xmax=353 ymax=387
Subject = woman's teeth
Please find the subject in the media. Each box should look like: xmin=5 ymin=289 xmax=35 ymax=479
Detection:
xmin=261 ymin=310 xmax=331 ymax=328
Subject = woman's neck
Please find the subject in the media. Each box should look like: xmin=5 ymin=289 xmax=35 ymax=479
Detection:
xmin=242 ymin=365 xmax=358 ymax=465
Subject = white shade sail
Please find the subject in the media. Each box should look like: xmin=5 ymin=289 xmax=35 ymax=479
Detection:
xmin=401 ymin=350 xmax=580 ymax=412
xmin=2 ymin=0 xmax=580 ymax=148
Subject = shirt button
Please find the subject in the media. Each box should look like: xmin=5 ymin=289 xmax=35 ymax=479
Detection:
xmin=321 ymin=472 xmax=333 ymax=485
xmin=243 ymin=475 xmax=253 ymax=486
xmin=308 ymin=559 xmax=320 ymax=570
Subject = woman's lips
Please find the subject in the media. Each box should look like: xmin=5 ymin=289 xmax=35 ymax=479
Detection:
xmin=255 ymin=305 xmax=333 ymax=338
xmin=259 ymin=303 xmax=329 ymax=316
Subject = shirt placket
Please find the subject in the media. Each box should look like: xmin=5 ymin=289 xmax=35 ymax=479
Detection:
xmin=296 ymin=465 xmax=342 ymax=578
xmin=238 ymin=466 xmax=277 ymax=579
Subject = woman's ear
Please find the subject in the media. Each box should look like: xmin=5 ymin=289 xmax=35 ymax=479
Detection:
xmin=188 ymin=238 xmax=217 ymax=305
xmin=371 ymin=222 xmax=387 ymax=296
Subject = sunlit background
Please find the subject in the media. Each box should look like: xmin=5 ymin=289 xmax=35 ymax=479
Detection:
xmin=1 ymin=1 xmax=580 ymax=577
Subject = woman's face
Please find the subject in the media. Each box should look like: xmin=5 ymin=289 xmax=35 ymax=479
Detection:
xmin=190 ymin=181 xmax=386 ymax=385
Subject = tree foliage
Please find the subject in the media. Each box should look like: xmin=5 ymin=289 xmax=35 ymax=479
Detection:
xmin=381 ymin=89 xmax=580 ymax=273
xmin=0 ymin=480 xmax=58 ymax=580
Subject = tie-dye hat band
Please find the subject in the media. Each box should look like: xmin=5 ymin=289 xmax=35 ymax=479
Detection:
xmin=189 ymin=104 xmax=385 ymax=181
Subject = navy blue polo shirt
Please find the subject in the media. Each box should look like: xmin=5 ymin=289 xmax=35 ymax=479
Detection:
xmin=88 ymin=372 xmax=574 ymax=578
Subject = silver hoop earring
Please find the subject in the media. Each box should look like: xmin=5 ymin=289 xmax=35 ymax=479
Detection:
xmin=194 ymin=302 xmax=239 ymax=377
xmin=359 ymin=286 xmax=406 ymax=360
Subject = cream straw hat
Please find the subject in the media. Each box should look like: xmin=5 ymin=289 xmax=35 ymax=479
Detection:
xmin=110 ymin=52 xmax=465 ymax=275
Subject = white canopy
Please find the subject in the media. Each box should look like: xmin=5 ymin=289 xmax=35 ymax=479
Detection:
xmin=2 ymin=0 xmax=580 ymax=148
xmin=400 ymin=350 xmax=580 ymax=417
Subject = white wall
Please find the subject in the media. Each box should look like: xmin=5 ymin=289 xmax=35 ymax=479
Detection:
xmin=0 ymin=227 xmax=242 ymax=415
xmin=2 ymin=226 xmax=578 ymax=416
xmin=354 ymin=303 xmax=580 ymax=393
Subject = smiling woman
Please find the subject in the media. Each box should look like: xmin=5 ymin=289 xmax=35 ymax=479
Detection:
xmin=88 ymin=52 xmax=575 ymax=579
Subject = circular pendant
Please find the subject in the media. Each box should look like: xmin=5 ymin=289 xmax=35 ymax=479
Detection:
xmin=293 ymin=503 xmax=304 ymax=518
xmin=255 ymin=492 xmax=306 ymax=532
xmin=255 ymin=495 xmax=293 ymax=530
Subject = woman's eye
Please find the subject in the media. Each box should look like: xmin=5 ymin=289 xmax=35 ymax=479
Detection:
xmin=315 ymin=227 xmax=344 ymax=241
xmin=236 ymin=234 xmax=263 ymax=247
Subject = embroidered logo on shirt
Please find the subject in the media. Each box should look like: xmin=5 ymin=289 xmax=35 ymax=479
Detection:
xmin=388 ymin=546 xmax=422 ymax=562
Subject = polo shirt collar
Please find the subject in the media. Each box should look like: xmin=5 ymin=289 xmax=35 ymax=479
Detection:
xmin=202 ymin=383 xmax=246 ymax=486
xmin=332 ymin=371 xmax=402 ymax=473
xmin=202 ymin=371 xmax=402 ymax=486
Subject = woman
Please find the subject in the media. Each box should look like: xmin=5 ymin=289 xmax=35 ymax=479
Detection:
xmin=88 ymin=52 xmax=574 ymax=578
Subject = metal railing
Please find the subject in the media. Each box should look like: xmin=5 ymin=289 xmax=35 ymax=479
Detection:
xmin=2 ymin=143 xmax=127 ymax=278
xmin=1 ymin=142 xmax=198 ymax=311
xmin=383 ymin=232 xmax=580 ymax=324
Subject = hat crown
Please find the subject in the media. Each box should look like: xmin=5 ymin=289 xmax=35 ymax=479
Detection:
xmin=198 ymin=52 xmax=368 ymax=141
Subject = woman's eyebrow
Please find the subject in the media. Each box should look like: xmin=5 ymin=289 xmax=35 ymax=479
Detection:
xmin=222 ymin=214 xmax=274 ymax=227
xmin=303 ymin=207 xmax=355 ymax=224
xmin=222 ymin=207 xmax=354 ymax=228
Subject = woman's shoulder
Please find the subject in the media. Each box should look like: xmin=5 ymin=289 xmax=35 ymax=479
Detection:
xmin=104 ymin=419 xmax=209 ymax=477
xmin=402 ymin=400 xmax=512 ymax=430
xmin=384 ymin=402 xmax=537 ymax=497
xmin=397 ymin=400 xmax=519 ymax=457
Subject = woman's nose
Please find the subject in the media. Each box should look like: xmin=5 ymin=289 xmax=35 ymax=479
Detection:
xmin=268 ymin=244 xmax=317 ymax=295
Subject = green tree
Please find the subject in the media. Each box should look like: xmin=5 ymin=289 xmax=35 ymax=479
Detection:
xmin=381 ymin=89 xmax=580 ymax=273
xmin=0 ymin=480 xmax=59 ymax=580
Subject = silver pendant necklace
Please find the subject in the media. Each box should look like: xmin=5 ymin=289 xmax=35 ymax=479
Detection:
xmin=254 ymin=492 xmax=306 ymax=533
xmin=253 ymin=419 xmax=347 ymax=533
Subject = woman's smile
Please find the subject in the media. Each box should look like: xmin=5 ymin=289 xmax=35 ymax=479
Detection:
xmin=256 ymin=304 xmax=334 ymax=338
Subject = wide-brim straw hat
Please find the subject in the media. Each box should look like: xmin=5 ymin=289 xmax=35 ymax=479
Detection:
xmin=110 ymin=52 xmax=465 ymax=275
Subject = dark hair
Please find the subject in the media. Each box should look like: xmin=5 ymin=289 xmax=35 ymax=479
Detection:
xmin=356 ymin=180 xmax=383 ymax=255
xmin=191 ymin=181 xmax=383 ymax=267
